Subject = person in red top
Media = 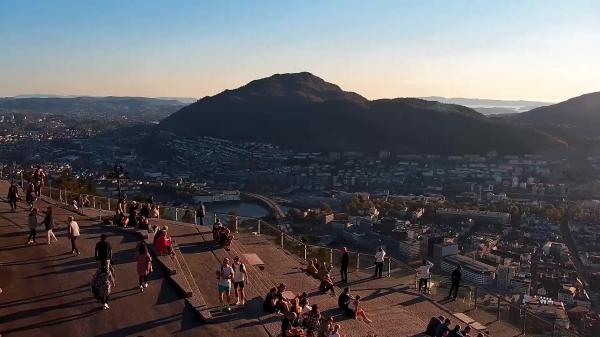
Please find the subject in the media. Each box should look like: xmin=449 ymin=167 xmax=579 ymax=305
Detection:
xmin=154 ymin=226 xmax=174 ymax=256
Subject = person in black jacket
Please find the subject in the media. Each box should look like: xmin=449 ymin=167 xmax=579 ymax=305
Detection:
xmin=197 ymin=202 xmax=206 ymax=226
xmin=447 ymin=265 xmax=462 ymax=300
xmin=42 ymin=206 xmax=57 ymax=244
xmin=95 ymin=234 xmax=113 ymax=269
xmin=7 ymin=181 xmax=19 ymax=212
xmin=340 ymin=247 xmax=349 ymax=283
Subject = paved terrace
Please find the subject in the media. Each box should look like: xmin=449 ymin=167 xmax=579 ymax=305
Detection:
xmin=0 ymin=181 xmax=521 ymax=337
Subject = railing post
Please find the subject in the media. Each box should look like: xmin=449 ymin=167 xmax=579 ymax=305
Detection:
xmin=281 ymin=232 xmax=284 ymax=248
xmin=330 ymin=249 xmax=333 ymax=266
xmin=175 ymin=208 xmax=179 ymax=221
xmin=99 ymin=208 xmax=102 ymax=221
xmin=496 ymin=296 xmax=501 ymax=320
xmin=93 ymin=196 xmax=96 ymax=209
xmin=20 ymin=171 xmax=23 ymax=188
xmin=521 ymin=309 xmax=526 ymax=335
xmin=257 ymin=219 xmax=261 ymax=235
xmin=304 ymin=245 xmax=307 ymax=261
xmin=474 ymin=286 xmax=478 ymax=309
xmin=108 ymin=199 xmax=111 ymax=211
xmin=356 ymin=253 xmax=360 ymax=270
xmin=59 ymin=189 xmax=62 ymax=202
xmin=388 ymin=258 xmax=391 ymax=277
xmin=235 ymin=216 xmax=239 ymax=233
xmin=194 ymin=210 xmax=197 ymax=225
xmin=64 ymin=190 xmax=68 ymax=205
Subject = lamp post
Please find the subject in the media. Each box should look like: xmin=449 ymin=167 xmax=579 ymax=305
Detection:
xmin=108 ymin=163 xmax=128 ymax=201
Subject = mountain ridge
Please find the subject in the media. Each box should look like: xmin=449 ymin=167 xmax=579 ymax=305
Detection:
xmin=159 ymin=72 xmax=565 ymax=154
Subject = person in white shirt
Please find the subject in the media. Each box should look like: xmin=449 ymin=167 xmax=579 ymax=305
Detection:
xmin=68 ymin=216 xmax=80 ymax=255
xmin=216 ymin=257 xmax=235 ymax=312
xmin=374 ymin=247 xmax=386 ymax=278
xmin=232 ymin=256 xmax=247 ymax=306
xmin=417 ymin=259 xmax=434 ymax=293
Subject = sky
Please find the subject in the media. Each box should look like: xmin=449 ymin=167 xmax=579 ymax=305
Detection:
xmin=1 ymin=0 xmax=600 ymax=101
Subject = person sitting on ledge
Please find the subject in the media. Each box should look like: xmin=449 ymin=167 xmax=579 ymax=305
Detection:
xmin=218 ymin=227 xmax=233 ymax=251
xmin=338 ymin=287 xmax=353 ymax=313
xmin=424 ymin=315 xmax=445 ymax=336
xmin=263 ymin=287 xmax=278 ymax=313
xmin=306 ymin=260 xmax=318 ymax=276
xmin=154 ymin=226 xmax=174 ymax=257
xmin=347 ymin=295 xmax=372 ymax=323
xmin=275 ymin=283 xmax=291 ymax=313
xmin=319 ymin=272 xmax=336 ymax=296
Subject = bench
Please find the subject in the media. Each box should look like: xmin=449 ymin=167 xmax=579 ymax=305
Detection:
xmin=243 ymin=253 xmax=265 ymax=270
xmin=453 ymin=312 xmax=486 ymax=330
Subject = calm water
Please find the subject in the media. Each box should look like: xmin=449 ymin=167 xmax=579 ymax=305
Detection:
xmin=205 ymin=201 xmax=269 ymax=219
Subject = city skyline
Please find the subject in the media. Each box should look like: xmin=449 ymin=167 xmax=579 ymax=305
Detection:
xmin=1 ymin=0 xmax=600 ymax=101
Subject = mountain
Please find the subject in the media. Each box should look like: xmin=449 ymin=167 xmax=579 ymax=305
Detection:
xmin=0 ymin=96 xmax=185 ymax=120
xmin=420 ymin=97 xmax=551 ymax=115
xmin=160 ymin=72 xmax=565 ymax=154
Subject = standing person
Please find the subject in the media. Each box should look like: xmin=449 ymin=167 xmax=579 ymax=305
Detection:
xmin=216 ymin=257 xmax=235 ymax=312
xmin=25 ymin=180 xmax=36 ymax=211
xmin=417 ymin=259 xmax=434 ymax=294
xmin=92 ymin=266 xmax=116 ymax=310
xmin=340 ymin=247 xmax=349 ymax=283
xmin=42 ymin=206 xmax=57 ymax=244
xmin=212 ymin=218 xmax=223 ymax=241
xmin=232 ymin=256 xmax=247 ymax=306
xmin=27 ymin=208 xmax=39 ymax=244
xmin=374 ymin=247 xmax=386 ymax=279
xmin=197 ymin=202 xmax=206 ymax=226
xmin=33 ymin=165 xmax=45 ymax=197
xmin=135 ymin=243 xmax=152 ymax=292
xmin=67 ymin=216 xmax=81 ymax=255
xmin=447 ymin=265 xmax=462 ymax=300
xmin=7 ymin=182 xmax=19 ymax=212
xmin=95 ymin=234 xmax=113 ymax=269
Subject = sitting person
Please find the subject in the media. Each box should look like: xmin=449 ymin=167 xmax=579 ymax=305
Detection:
xmin=275 ymin=283 xmax=290 ymax=313
xmin=319 ymin=316 xmax=334 ymax=337
xmin=306 ymin=260 xmax=318 ymax=276
xmin=113 ymin=209 xmax=125 ymax=227
xmin=212 ymin=218 xmax=223 ymax=241
xmin=317 ymin=262 xmax=329 ymax=280
xmin=347 ymin=295 xmax=372 ymax=323
xmin=304 ymin=304 xmax=321 ymax=334
xmin=282 ymin=312 xmax=305 ymax=337
xmin=154 ymin=226 xmax=174 ymax=256
xmin=448 ymin=325 xmax=464 ymax=337
xmin=425 ymin=316 xmax=445 ymax=336
xmin=263 ymin=287 xmax=278 ymax=313
xmin=319 ymin=273 xmax=335 ymax=296
xmin=138 ymin=216 xmax=150 ymax=230
xmin=338 ymin=287 xmax=353 ymax=312
xmin=218 ymin=227 xmax=233 ymax=251
xmin=328 ymin=324 xmax=342 ymax=337
xmin=151 ymin=204 xmax=160 ymax=218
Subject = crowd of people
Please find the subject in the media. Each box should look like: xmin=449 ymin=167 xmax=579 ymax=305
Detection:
xmin=424 ymin=314 xmax=488 ymax=337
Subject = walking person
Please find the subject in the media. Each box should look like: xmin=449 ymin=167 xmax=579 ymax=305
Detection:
xmin=27 ymin=208 xmax=39 ymax=244
xmin=340 ymin=247 xmax=349 ymax=283
xmin=42 ymin=206 xmax=57 ymax=244
xmin=216 ymin=257 xmax=234 ymax=312
xmin=135 ymin=243 xmax=152 ymax=292
xmin=197 ymin=202 xmax=206 ymax=226
xmin=92 ymin=265 xmax=116 ymax=310
xmin=25 ymin=180 xmax=36 ymax=211
xmin=95 ymin=234 xmax=113 ymax=269
xmin=33 ymin=165 xmax=45 ymax=197
xmin=67 ymin=216 xmax=81 ymax=255
xmin=232 ymin=256 xmax=247 ymax=305
xmin=417 ymin=259 xmax=434 ymax=294
xmin=447 ymin=265 xmax=462 ymax=300
xmin=7 ymin=181 xmax=19 ymax=212
xmin=374 ymin=247 xmax=386 ymax=278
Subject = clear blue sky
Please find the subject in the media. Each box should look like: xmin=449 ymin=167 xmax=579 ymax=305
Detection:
xmin=1 ymin=0 xmax=599 ymax=101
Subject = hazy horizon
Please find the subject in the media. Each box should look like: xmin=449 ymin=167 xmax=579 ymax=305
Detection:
xmin=1 ymin=0 xmax=599 ymax=101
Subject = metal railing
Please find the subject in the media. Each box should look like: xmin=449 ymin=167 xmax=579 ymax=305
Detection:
xmin=34 ymin=182 xmax=579 ymax=337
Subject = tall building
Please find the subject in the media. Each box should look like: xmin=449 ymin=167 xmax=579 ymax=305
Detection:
xmin=441 ymin=254 xmax=496 ymax=285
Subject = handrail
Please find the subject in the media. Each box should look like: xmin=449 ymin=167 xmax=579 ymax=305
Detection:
xmin=30 ymin=181 xmax=579 ymax=337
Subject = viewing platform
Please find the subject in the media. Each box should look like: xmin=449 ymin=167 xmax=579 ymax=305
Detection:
xmin=0 ymin=181 xmax=567 ymax=337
